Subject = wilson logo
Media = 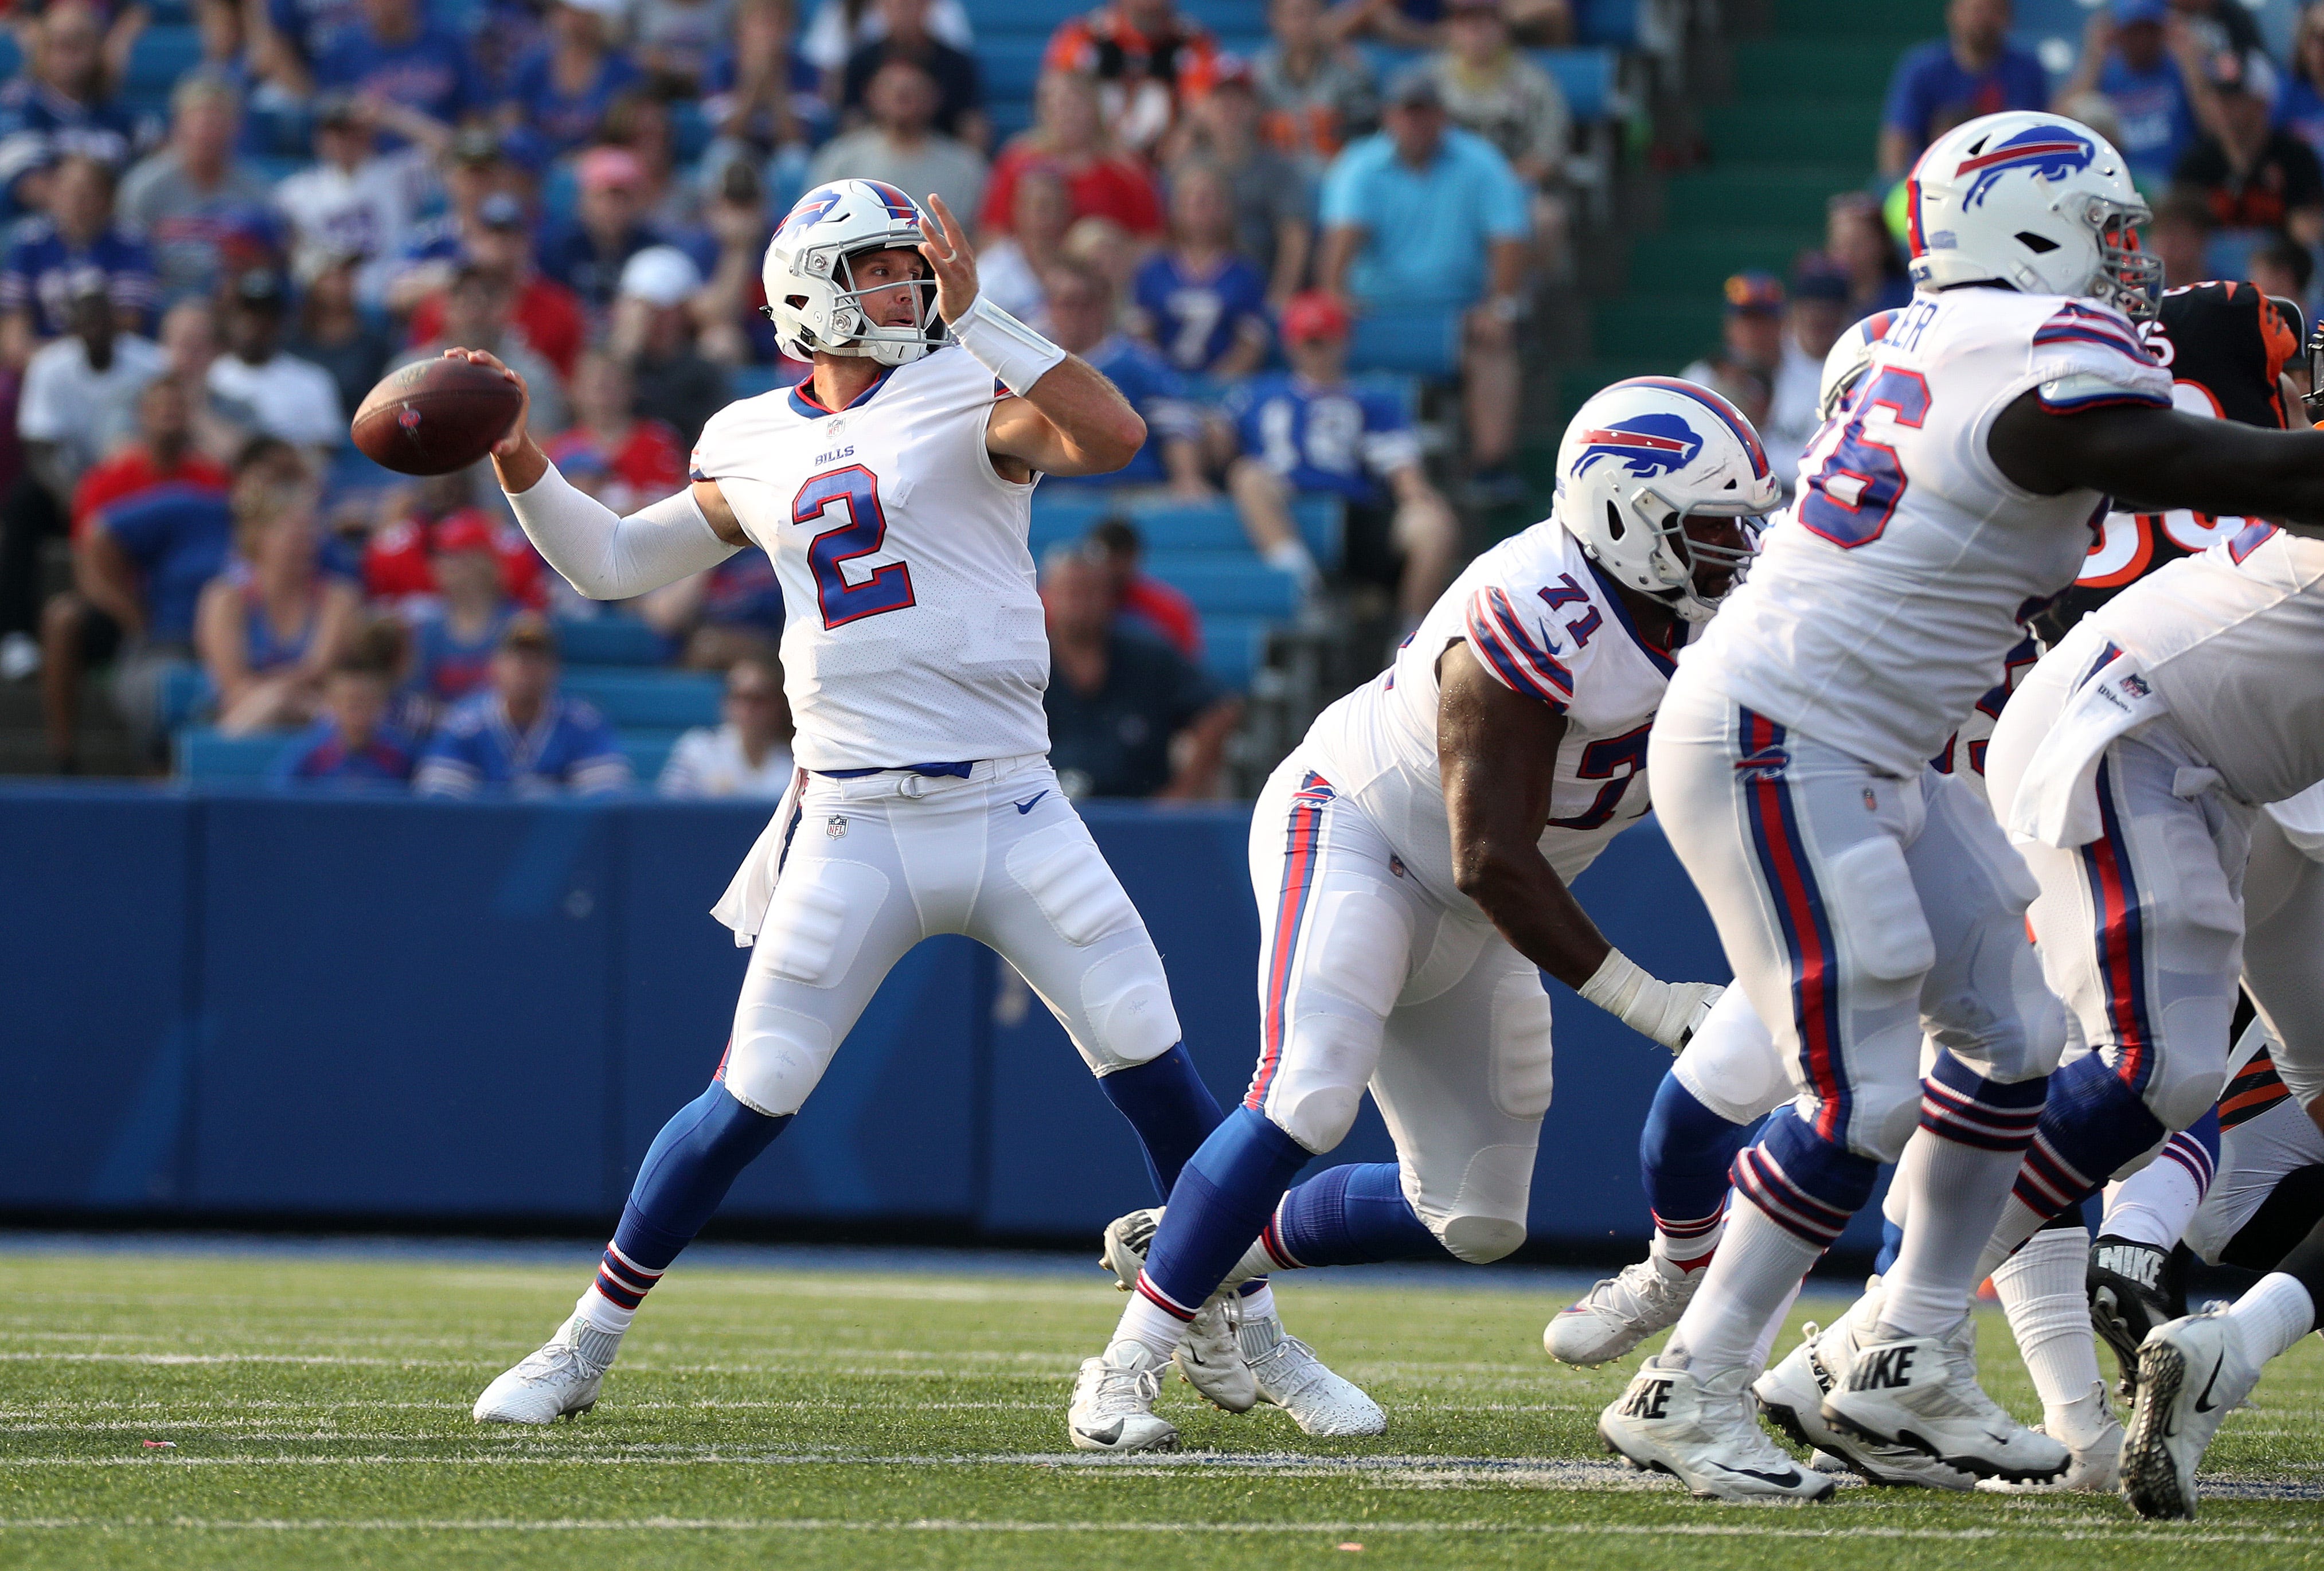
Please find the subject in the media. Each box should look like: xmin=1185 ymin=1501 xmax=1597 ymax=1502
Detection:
xmin=1619 ymin=1378 xmax=1673 ymax=1420
xmin=1848 ymin=1346 xmax=1916 ymax=1390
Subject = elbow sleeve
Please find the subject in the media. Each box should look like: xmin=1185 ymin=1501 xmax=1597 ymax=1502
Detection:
xmin=505 ymin=462 xmax=740 ymax=599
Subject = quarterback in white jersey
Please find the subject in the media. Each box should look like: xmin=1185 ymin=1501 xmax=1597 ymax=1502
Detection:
xmin=460 ymin=181 xmax=1288 ymax=1428
xmin=1063 ymin=378 xmax=1771 ymax=1457
xmin=1607 ymin=111 xmax=2324 ymax=1502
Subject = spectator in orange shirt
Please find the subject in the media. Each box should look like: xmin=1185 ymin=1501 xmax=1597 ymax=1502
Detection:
xmin=980 ymin=71 xmax=1163 ymax=240
xmin=1254 ymin=0 xmax=1380 ymax=171
xmin=1041 ymin=0 xmax=1220 ymax=155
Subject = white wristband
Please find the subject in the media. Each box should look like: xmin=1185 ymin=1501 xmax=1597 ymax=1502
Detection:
xmin=1578 ymin=947 xmax=1651 ymax=1018
xmin=1579 ymin=947 xmax=1724 ymax=1052
xmin=948 ymin=294 xmax=1068 ymax=397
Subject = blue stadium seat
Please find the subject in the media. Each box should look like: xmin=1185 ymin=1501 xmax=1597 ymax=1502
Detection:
xmin=729 ymin=364 xmax=792 ymax=400
xmin=1028 ymin=494 xmax=1343 ymax=570
xmin=981 ymin=37 xmax=1050 ymax=99
xmin=1142 ymin=552 xmax=1300 ymax=617
xmin=0 ymin=36 xmax=21 ymax=79
xmin=1200 ymin=613 xmax=1272 ymax=690
xmin=553 ymin=616 xmax=672 ymax=667
xmin=174 ymin=727 xmax=291 ymax=781
xmin=326 ymin=448 xmax=398 ymax=497
xmin=1575 ymin=0 xmax=1641 ymax=48
xmin=558 ymin=670 xmax=722 ymax=728
xmin=1535 ymin=47 xmax=1618 ymax=123
xmin=159 ymin=665 xmax=214 ymax=730
xmin=959 ymin=0 xmax=1089 ymax=36
xmin=621 ymin=732 xmax=681 ymax=785
xmin=1349 ymin=308 xmax=1460 ymax=380
xmin=126 ymin=26 xmax=206 ymax=99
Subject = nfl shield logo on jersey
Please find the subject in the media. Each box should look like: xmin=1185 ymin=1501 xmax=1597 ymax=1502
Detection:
xmin=1571 ymin=414 xmax=1704 ymax=480
xmin=826 ymin=815 xmax=848 ymax=839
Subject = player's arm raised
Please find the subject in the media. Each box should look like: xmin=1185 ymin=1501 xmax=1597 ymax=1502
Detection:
xmin=1436 ymin=642 xmax=1717 ymax=1051
xmin=468 ymin=347 xmax=751 ymax=597
xmin=1989 ymin=392 xmax=2324 ymax=532
xmin=914 ymin=194 xmax=1147 ymax=480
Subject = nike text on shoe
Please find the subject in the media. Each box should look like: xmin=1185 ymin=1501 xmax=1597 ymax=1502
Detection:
xmin=1243 ymin=1311 xmax=1385 ymax=1436
xmin=1598 ymin=1358 xmax=1837 ymax=1503
xmin=1100 ymin=1207 xmax=1162 ymax=1291
xmin=1753 ymin=1322 xmax=1975 ymax=1491
xmin=1820 ymin=1330 xmax=2069 ymax=1484
xmin=2088 ymin=1236 xmax=2180 ymax=1400
xmin=1174 ymin=1293 xmax=1260 ymax=1413
xmin=472 ymin=1312 xmax=619 ymax=1424
xmin=1068 ymin=1339 xmax=1182 ymax=1453
xmin=2120 ymin=1310 xmax=2258 ymax=1520
xmin=1546 ymin=1255 xmax=1700 ymax=1367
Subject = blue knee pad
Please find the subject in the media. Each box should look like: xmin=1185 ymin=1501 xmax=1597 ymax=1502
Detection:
xmin=1641 ymin=1071 xmax=1753 ymax=1227
xmin=612 ymin=1080 xmax=791 ymax=1272
xmin=1273 ymin=1162 xmax=1453 ymax=1266
xmin=1098 ymin=1044 xmax=1225 ymax=1199
xmin=1142 ymin=1106 xmax=1312 ymax=1311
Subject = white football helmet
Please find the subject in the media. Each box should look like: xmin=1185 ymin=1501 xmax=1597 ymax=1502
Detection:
xmin=1907 ymin=110 xmax=2161 ymax=321
xmin=1552 ymin=377 xmax=1777 ymax=623
xmin=761 ymin=179 xmax=940 ymax=366
xmin=1817 ymin=308 xmax=1901 ymax=423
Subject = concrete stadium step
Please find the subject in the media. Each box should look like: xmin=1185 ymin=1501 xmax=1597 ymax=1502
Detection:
xmin=1663 ymin=165 xmax=1869 ymax=229
xmin=1700 ymin=103 xmax=1882 ymax=165
xmin=1730 ymin=38 xmax=1912 ymax=89
xmin=1622 ymin=227 xmax=1811 ymax=295
xmin=1770 ymin=0 xmax=1941 ymax=42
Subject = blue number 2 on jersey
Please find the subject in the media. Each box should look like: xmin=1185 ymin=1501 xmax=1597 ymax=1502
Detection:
xmin=795 ymin=465 xmax=915 ymax=629
xmin=1798 ymin=367 xmax=1931 ymax=549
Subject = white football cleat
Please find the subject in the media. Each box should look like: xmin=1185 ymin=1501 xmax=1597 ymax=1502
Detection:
xmin=2120 ymin=1309 xmax=2260 ymax=1520
xmin=1174 ymin=1293 xmax=1259 ymax=1413
xmin=1753 ymin=1320 xmax=1975 ymax=1490
xmin=1068 ymin=1339 xmax=1181 ymax=1453
xmin=1100 ymin=1207 xmax=1161 ymax=1291
xmin=1243 ymin=1311 xmax=1385 ymax=1436
xmin=1545 ymin=1255 xmax=1699 ymax=1367
xmin=472 ymin=1312 xmax=619 ymax=1424
xmin=1821 ymin=1324 xmax=2069 ymax=1484
xmin=1599 ymin=1358 xmax=1837 ymax=1502
xmin=1974 ymin=1418 xmax=2122 ymax=1494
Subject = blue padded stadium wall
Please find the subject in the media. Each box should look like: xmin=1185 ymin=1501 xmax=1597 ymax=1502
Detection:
xmin=0 ymin=788 xmax=1881 ymax=1250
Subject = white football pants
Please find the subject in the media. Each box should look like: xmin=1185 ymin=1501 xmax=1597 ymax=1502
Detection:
xmin=1649 ymin=677 xmax=2066 ymax=1166
xmin=721 ymin=756 xmax=1182 ymax=1117
xmin=1240 ymin=748 xmax=1556 ymax=1265
xmin=1986 ymin=660 xmax=2255 ymax=1134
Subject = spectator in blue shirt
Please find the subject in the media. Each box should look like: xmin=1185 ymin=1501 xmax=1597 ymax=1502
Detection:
xmin=1133 ymin=162 xmax=1271 ymax=378
xmin=498 ymin=0 xmax=644 ymax=161
xmin=2052 ymin=0 xmax=2221 ymax=189
xmin=1041 ymin=550 xmax=1238 ymax=800
xmin=259 ymin=0 xmax=369 ymax=93
xmin=415 ymin=614 xmax=633 ymax=796
xmin=271 ymin=652 xmax=418 ymax=786
xmin=0 ymin=154 xmax=157 ymax=361
xmin=2282 ymin=6 xmax=2324 ymax=165
xmin=1318 ymin=69 xmax=1527 ymax=491
xmin=0 ymin=2 xmax=152 ymax=218
xmin=1219 ymin=288 xmax=1456 ymax=623
xmin=537 ymin=146 xmax=670 ymax=316
xmin=1880 ymin=0 xmax=2049 ymax=178
xmin=1040 ymin=258 xmax=1212 ymax=497
xmin=314 ymin=0 xmax=487 ymax=151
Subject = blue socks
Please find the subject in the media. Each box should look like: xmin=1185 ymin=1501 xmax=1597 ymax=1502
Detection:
xmin=2013 ymin=1050 xmax=2167 ymax=1223
xmin=1138 ymin=1106 xmax=1313 ymax=1315
xmin=591 ymin=1079 xmax=791 ymax=1318
xmin=1098 ymin=1043 xmax=1225 ymax=1199
xmin=1271 ymin=1162 xmax=1453 ymax=1267
xmin=1641 ymin=1072 xmax=1752 ymax=1236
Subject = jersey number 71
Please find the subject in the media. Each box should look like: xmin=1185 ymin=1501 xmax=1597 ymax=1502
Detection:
xmin=795 ymin=465 xmax=916 ymax=629
xmin=1798 ymin=368 xmax=1930 ymax=549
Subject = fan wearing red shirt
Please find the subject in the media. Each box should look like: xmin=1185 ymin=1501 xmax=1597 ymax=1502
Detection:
xmin=1041 ymin=0 xmax=1220 ymax=153
xmin=1087 ymin=514 xmax=1201 ymax=659
xmin=364 ymin=496 xmax=547 ymax=609
xmin=69 ymin=376 xmax=230 ymax=540
xmin=401 ymin=194 xmax=588 ymax=381
xmin=540 ymin=351 xmax=686 ymax=513
xmin=979 ymin=71 xmax=1165 ymax=239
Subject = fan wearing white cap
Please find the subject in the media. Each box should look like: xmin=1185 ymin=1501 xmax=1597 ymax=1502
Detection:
xmin=456 ymin=182 xmax=1277 ymax=1435
xmin=1602 ymin=108 xmax=2324 ymax=1506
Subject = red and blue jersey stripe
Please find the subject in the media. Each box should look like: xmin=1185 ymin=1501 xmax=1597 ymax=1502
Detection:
xmin=1245 ymin=772 xmax=1334 ymax=1114
xmin=1463 ymin=587 xmax=1573 ymax=707
xmin=2079 ymin=755 xmax=2155 ymax=1095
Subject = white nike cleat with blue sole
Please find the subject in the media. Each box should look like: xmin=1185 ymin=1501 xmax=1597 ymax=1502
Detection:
xmin=1600 ymin=1357 xmax=1837 ymax=1502
xmin=2120 ymin=1308 xmax=2259 ymax=1519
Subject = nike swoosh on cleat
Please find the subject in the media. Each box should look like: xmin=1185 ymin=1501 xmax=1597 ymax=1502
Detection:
xmin=1711 ymin=1463 xmax=1804 ymax=1486
xmin=1014 ymin=792 xmax=1049 ymax=814
xmin=2193 ymin=1355 xmax=2224 ymax=1414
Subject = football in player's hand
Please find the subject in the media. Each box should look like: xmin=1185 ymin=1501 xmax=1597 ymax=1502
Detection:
xmin=351 ymin=357 xmax=523 ymax=475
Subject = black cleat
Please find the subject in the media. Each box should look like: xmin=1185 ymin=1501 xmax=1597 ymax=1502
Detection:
xmin=2087 ymin=1235 xmax=2185 ymax=1401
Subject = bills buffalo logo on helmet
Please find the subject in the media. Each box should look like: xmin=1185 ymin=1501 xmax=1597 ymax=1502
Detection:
xmin=776 ymin=185 xmax=849 ymax=239
xmin=1572 ymin=413 xmax=1704 ymax=479
xmin=1956 ymin=124 xmax=2096 ymax=207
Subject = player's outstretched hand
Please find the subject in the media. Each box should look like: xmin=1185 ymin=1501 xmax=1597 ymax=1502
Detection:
xmin=918 ymin=193 xmax=979 ymax=325
xmin=443 ymin=346 xmax=533 ymax=460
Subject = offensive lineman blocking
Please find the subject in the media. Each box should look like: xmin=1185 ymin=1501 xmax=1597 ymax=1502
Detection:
xmin=465 ymin=180 xmax=1302 ymax=1423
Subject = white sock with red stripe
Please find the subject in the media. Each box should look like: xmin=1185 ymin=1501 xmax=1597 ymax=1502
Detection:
xmin=1665 ymin=1197 xmax=1823 ymax=1372
xmin=1650 ymin=1199 xmax=1726 ymax=1273
xmin=1113 ymin=1279 xmax=1190 ymax=1359
xmin=577 ymin=1242 xmax=663 ymax=1337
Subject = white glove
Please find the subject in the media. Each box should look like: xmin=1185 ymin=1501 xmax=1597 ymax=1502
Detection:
xmin=1579 ymin=947 xmax=1724 ymax=1052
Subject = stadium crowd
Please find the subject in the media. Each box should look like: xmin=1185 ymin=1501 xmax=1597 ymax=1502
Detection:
xmin=0 ymin=0 xmax=1592 ymax=796
xmin=1681 ymin=0 xmax=2324 ymax=492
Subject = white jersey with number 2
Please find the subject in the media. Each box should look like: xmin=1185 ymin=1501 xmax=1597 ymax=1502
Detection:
xmin=689 ymin=345 xmax=1050 ymax=772
xmin=1682 ymin=288 xmax=2171 ymax=776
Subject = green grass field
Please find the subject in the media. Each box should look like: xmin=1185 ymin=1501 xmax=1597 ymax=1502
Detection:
xmin=4 ymin=1244 xmax=2321 ymax=1570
